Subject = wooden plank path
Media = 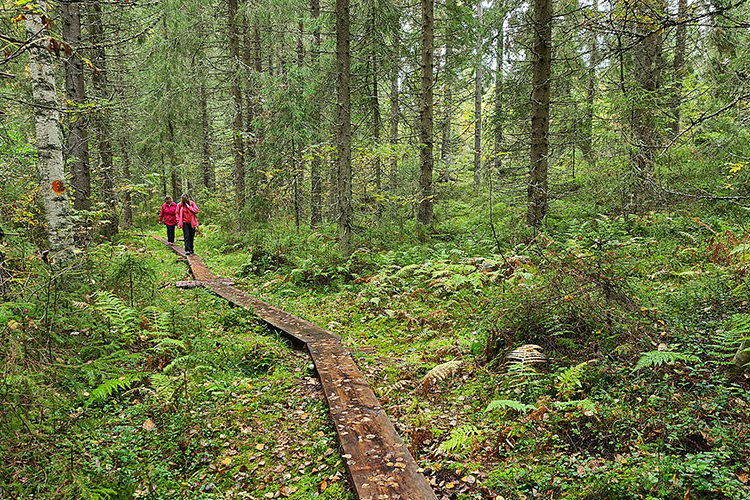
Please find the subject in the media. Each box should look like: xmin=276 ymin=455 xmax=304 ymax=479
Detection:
xmin=156 ymin=236 xmax=438 ymax=500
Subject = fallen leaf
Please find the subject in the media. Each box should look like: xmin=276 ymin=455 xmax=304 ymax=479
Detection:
xmin=142 ymin=419 xmax=155 ymax=431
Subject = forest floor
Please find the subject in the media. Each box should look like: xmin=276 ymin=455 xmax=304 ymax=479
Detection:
xmin=3 ymin=207 xmax=750 ymax=500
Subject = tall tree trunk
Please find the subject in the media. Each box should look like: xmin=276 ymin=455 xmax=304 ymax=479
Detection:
xmin=389 ymin=31 xmax=400 ymax=192
xmin=527 ymin=0 xmax=552 ymax=229
xmin=417 ymin=0 xmax=434 ymax=226
xmin=581 ymin=0 xmax=598 ymax=165
xmin=121 ymin=137 xmax=133 ymax=228
xmin=492 ymin=15 xmax=504 ymax=174
xmin=243 ymin=17 xmax=258 ymax=200
xmin=441 ymin=40 xmax=453 ymax=181
xmin=372 ymin=56 xmax=382 ymax=194
xmin=630 ymin=0 xmax=664 ymax=209
xmin=669 ymin=0 xmax=687 ymax=137
xmin=61 ymin=0 xmax=90 ymax=211
xmin=473 ymin=0 xmax=483 ymax=189
xmin=228 ymin=0 xmax=245 ymax=212
xmin=310 ymin=0 xmax=323 ymax=228
xmin=336 ymin=0 xmax=353 ymax=257
xmin=91 ymin=2 xmax=118 ymax=238
xmin=26 ymin=1 xmax=76 ymax=257
xmin=201 ymin=84 xmax=213 ymax=190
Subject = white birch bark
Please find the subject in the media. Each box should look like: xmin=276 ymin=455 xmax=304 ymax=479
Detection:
xmin=26 ymin=1 xmax=76 ymax=258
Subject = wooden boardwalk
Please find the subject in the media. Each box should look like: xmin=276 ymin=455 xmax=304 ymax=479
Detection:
xmin=156 ymin=237 xmax=438 ymax=500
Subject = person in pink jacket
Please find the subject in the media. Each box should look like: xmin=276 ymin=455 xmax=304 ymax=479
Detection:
xmin=177 ymin=193 xmax=199 ymax=255
xmin=158 ymin=196 xmax=178 ymax=245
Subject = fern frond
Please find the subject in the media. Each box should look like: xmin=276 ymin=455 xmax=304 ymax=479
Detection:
xmin=635 ymin=350 xmax=700 ymax=371
xmin=151 ymin=338 xmax=186 ymax=355
xmin=418 ymin=360 xmax=462 ymax=393
xmin=485 ymin=399 xmax=537 ymax=414
xmin=439 ymin=425 xmax=481 ymax=456
xmin=71 ymin=301 xmax=89 ymax=310
xmin=506 ymin=344 xmax=549 ymax=364
xmin=93 ymin=291 xmax=139 ymax=338
xmin=87 ymin=373 xmax=141 ymax=405
xmin=555 ymin=362 xmax=588 ymax=400
xmin=553 ymin=398 xmax=597 ymax=414
xmin=379 ymin=379 xmax=411 ymax=397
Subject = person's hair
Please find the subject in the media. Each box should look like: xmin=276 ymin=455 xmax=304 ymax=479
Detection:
xmin=164 ymin=196 xmax=172 ymax=202
xmin=181 ymin=194 xmax=190 ymax=205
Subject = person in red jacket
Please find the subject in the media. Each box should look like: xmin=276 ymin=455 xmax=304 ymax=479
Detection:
xmin=177 ymin=193 xmax=199 ymax=255
xmin=158 ymin=196 xmax=178 ymax=245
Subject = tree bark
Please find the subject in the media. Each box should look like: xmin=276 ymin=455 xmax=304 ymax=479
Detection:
xmin=473 ymin=0 xmax=483 ymax=189
xmin=61 ymin=0 xmax=90 ymax=212
xmin=581 ymin=0 xmax=598 ymax=165
xmin=492 ymin=14 xmax=504 ymax=174
xmin=669 ymin=0 xmax=687 ymax=137
xmin=527 ymin=0 xmax=552 ymax=229
xmin=228 ymin=0 xmax=245 ymax=212
xmin=417 ymin=0 xmax=435 ymax=226
xmin=389 ymin=29 xmax=400 ymax=193
xmin=630 ymin=0 xmax=664 ymax=208
xmin=26 ymin=0 xmax=76 ymax=257
xmin=90 ymin=2 xmax=118 ymax=238
xmin=336 ymin=0 xmax=353 ymax=257
xmin=121 ymin=138 xmax=133 ymax=228
xmin=440 ymin=40 xmax=453 ymax=182
xmin=310 ymin=0 xmax=323 ymax=228
xmin=201 ymin=84 xmax=213 ymax=190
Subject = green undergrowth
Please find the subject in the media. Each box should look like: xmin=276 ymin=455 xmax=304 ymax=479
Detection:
xmin=0 ymin=237 xmax=350 ymax=500
xmin=199 ymin=206 xmax=750 ymax=500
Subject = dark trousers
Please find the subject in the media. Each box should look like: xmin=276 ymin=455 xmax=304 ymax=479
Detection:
xmin=166 ymin=224 xmax=176 ymax=243
xmin=182 ymin=223 xmax=195 ymax=253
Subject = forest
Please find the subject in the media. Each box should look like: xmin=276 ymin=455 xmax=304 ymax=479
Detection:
xmin=2 ymin=0 xmax=750 ymax=498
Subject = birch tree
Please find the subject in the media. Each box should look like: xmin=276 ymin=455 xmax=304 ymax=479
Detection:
xmin=25 ymin=0 xmax=76 ymax=257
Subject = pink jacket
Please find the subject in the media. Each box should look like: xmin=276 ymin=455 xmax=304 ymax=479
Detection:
xmin=159 ymin=202 xmax=178 ymax=226
xmin=177 ymin=201 xmax=199 ymax=228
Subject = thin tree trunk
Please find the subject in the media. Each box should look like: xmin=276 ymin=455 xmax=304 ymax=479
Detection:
xmin=228 ymin=0 xmax=245 ymax=212
xmin=201 ymin=85 xmax=213 ymax=190
xmin=121 ymin=138 xmax=133 ymax=228
xmin=630 ymin=0 xmax=663 ymax=209
xmin=389 ymin=32 xmax=400 ymax=192
xmin=26 ymin=0 xmax=76 ymax=257
xmin=441 ymin=40 xmax=453 ymax=181
xmin=336 ymin=0 xmax=353 ymax=256
xmin=492 ymin=16 xmax=504 ymax=174
xmin=473 ymin=0 xmax=483 ymax=189
xmin=91 ymin=2 xmax=118 ymax=238
xmin=310 ymin=0 xmax=323 ymax=228
xmin=61 ymin=0 xmax=90 ymax=211
xmin=417 ymin=0 xmax=435 ymax=226
xmin=527 ymin=0 xmax=552 ymax=229
xmin=581 ymin=0 xmax=598 ymax=165
xmin=669 ymin=0 xmax=687 ymax=137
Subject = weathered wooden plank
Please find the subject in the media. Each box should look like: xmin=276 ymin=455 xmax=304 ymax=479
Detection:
xmin=156 ymin=236 xmax=438 ymax=500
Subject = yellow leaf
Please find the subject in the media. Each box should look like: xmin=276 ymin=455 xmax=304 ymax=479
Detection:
xmin=221 ymin=457 xmax=232 ymax=465
xmin=255 ymin=443 xmax=265 ymax=451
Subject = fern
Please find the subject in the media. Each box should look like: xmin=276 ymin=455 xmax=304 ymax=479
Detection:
xmin=87 ymin=373 xmax=141 ymax=405
xmin=93 ymin=291 xmax=139 ymax=340
xmin=418 ymin=360 xmax=462 ymax=392
xmin=439 ymin=425 xmax=481 ymax=457
xmin=484 ymin=399 xmax=537 ymax=414
xmin=555 ymin=362 xmax=588 ymax=400
xmin=553 ymin=398 xmax=597 ymax=415
xmin=635 ymin=350 xmax=700 ymax=371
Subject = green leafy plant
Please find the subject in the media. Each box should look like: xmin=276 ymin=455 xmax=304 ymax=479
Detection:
xmin=484 ymin=399 xmax=537 ymax=414
xmin=635 ymin=350 xmax=700 ymax=371
xmin=439 ymin=425 xmax=482 ymax=457
xmin=555 ymin=361 xmax=589 ymax=400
